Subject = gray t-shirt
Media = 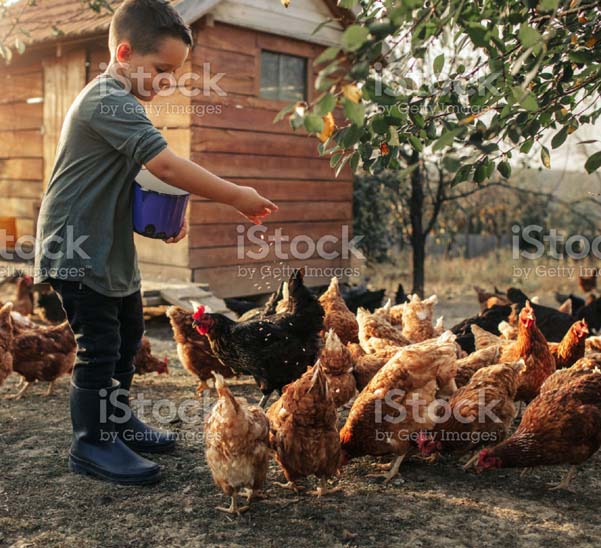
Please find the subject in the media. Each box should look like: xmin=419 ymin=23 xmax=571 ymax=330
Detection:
xmin=34 ymin=73 xmax=167 ymax=297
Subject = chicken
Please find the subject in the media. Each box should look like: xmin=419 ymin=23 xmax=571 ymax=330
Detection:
xmin=454 ymin=345 xmax=502 ymax=388
xmin=507 ymin=288 xmax=573 ymax=342
xmin=133 ymin=336 xmax=169 ymax=376
xmin=353 ymin=349 xmax=398 ymax=391
xmin=204 ymin=373 xmax=271 ymax=514
xmin=577 ymin=296 xmax=601 ymax=333
xmin=548 ymin=319 xmax=588 ymax=370
xmin=10 ymin=319 xmax=76 ymax=398
xmin=477 ymin=371 xmax=601 ymax=491
xmin=1 ymin=275 xmax=34 ymax=316
xmin=499 ymin=301 xmax=556 ymax=403
xmin=267 ymin=362 xmax=341 ymax=495
xmin=347 ymin=342 xmax=365 ymax=362
xmin=389 ymin=303 xmax=405 ymax=327
xmin=451 ymin=305 xmax=512 ymax=354
xmin=357 ymin=307 xmax=409 ymax=354
xmin=166 ymin=305 xmax=235 ymax=394
xmin=401 ymin=294 xmax=438 ymax=343
xmin=471 ymin=324 xmax=506 ymax=351
xmin=539 ymin=356 xmax=601 ymax=395
xmin=192 ymin=269 xmax=324 ymax=407
xmin=555 ymin=292 xmax=586 ymax=316
xmin=319 ymin=277 xmax=359 ymax=344
xmin=319 ymin=329 xmax=356 ymax=407
xmin=339 ymin=334 xmax=458 ymax=482
xmin=579 ymin=268 xmax=598 ymax=293
xmin=418 ymin=360 xmax=523 ymax=466
xmin=0 ymin=303 xmax=14 ymax=388
xmin=35 ymin=285 xmax=66 ymax=323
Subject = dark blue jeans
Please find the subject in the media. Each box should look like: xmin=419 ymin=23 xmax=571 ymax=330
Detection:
xmin=49 ymin=279 xmax=145 ymax=389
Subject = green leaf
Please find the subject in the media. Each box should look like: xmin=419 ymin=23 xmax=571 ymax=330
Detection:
xmin=442 ymin=156 xmax=461 ymax=173
xmin=341 ymin=25 xmax=370 ymax=52
xmin=315 ymin=93 xmax=336 ymax=116
xmin=433 ymin=53 xmax=444 ymax=76
xmin=433 ymin=128 xmax=461 ymax=151
xmin=314 ymin=47 xmax=340 ymax=66
xmin=337 ymin=0 xmax=357 ymax=8
xmin=465 ymin=23 xmax=489 ymax=48
xmin=520 ymin=139 xmax=534 ymax=154
xmin=343 ymin=98 xmax=365 ymax=126
xmin=452 ymin=165 xmax=472 ymax=186
xmin=551 ymin=126 xmax=568 ymax=149
xmin=410 ymin=111 xmax=425 ymax=129
xmin=497 ymin=160 xmax=512 ymax=178
xmin=304 ymin=114 xmax=324 ymax=133
xmin=511 ymin=86 xmax=539 ymax=112
xmin=540 ymin=145 xmax=551 ymax=169
xmin=518 ymin=24 xmax=542 ymax=49
xmin=408 ymin=134 xmax=423 ymax=152
xmin=585 ymin=151 xmax=601 ymax=174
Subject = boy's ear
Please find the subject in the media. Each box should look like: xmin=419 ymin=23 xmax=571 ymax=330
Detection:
xmin=116 ymin=42 xmax=133 ymax=63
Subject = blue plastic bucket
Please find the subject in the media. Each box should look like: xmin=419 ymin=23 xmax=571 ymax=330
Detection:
xmin=133 ymin=169 xmax=190 ymax=239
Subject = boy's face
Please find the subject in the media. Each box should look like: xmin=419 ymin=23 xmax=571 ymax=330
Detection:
xmin=115 ymin=36 xmax=189 ymax=101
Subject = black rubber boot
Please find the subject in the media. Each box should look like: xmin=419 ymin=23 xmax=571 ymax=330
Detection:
xmin=69 ymin=380 xmax=161 ymax=485
xmin=113 ymin=368 xmax=176 ymax=454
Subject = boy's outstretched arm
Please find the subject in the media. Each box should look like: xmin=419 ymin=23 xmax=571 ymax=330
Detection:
xmin=146 ymin=147 xmax=278 ymax=231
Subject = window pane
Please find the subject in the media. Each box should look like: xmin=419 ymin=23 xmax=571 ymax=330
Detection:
xmin=260 ymin=51 xmax=280 ymax=100
xmin=260 ymin=51 xmax=307 ymax=101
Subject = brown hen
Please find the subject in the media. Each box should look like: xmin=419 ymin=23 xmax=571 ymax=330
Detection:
xmin=133 ymin=336 xmax=169 ymax=376
xmin=548 ymin=319 xmax=588 ymax=370
xmin=319 ymin=277 xmax=359 ymax=344
xmin=319 ymin=329 xmax=356 ymax=407
xmin=0 ymin=303 xmax=14 ymax=388
xmin=267 ymin=363 xmax=341 ymax=495
xmin=205 ymin=373 xmax=271 ymax=515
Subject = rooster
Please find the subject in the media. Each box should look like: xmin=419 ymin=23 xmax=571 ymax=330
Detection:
xmin=418 ymin=361 xmax=524 ymax=468
xmin=10 ymin=319 xmax=76 ymax=398
xmin=193 ymin=269 xmax=324 ymax=407
xmin=166 ymin=305 xmax=235 ymax=394
xmin=204 ymin=373 xmax=271 ymax=515
xmin=267 ymin=362 xmax=341 ymax=495
xmin=133 ymin=336 xmax=169 ymax=376
xmin=0 ymin=303 xmax=14 ymax=388
xmin=319 ymin=277 xmax=359 ymax=344
xmin=548 ymin=319 xmax=589 ymax=370
xmin=477 ymin=370 xmax=601 ymax=491
xmin=340 ymin=334 xmax=458 ymax=482
xmin=500 ymin=301 xmax=556 ymax=403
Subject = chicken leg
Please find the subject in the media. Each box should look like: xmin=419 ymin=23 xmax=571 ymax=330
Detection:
xmin=46 ymin=381 xmax=55 ymax=397
xmin=216 ymin=488 xmax=250 ymax=515
xmin=274 ymin=481 xmax=305 ymax=493
xmin=367 ymin=454 xmax=405 ymax=483
xmin=11 ymin=381 xmax=31 ymax=400
xmin=462 ymin=452 xmax=480 ymax=471
xmin=308 ymin=478 xmax=342 ymax=497
xmin=548 ymin=466 xmax=578 ymax=492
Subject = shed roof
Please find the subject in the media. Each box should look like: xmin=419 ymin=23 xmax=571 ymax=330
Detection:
xmin=0 ymin=0 xmax=351 ymax=49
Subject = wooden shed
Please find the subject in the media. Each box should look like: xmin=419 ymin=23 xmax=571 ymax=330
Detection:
xmin=0 ymin=0 xmax=355 ymax=297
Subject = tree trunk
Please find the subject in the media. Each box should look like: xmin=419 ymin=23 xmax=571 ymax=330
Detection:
xmin=409 ymin=153 xmax=425 ymax=297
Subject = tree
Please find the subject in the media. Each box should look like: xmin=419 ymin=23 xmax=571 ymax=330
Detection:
xmin=279 ymin=0 xmax=601 ymax=293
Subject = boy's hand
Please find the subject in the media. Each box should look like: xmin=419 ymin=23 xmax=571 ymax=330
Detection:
xmin=232 ymin=186 xmax=278 ymax=224
xmin=165 ymin=220 xmax=188 ymax=244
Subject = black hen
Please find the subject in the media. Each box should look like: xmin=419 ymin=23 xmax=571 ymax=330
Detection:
xmin=507 ymin=287 xmax=574 ymax=342
xmin=577 ymin=297 xmax=601 ymax=333
xmin=451 ymin=305 xmax=512 ymax=353
xmin=192 ymin=269 xmax=324 ymax=407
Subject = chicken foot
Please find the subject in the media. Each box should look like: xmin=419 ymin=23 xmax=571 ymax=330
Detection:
xmin=10 ymin=381 xmax=31 ymax=400
xmin=216 ymin=488 xmax=250 ymax=516
xmin=46 ymin=381 xmax=55 ymax=397
xmin=367 ymin=454 xmax=405 ymax=483
xmin=548 ymin=466 xmax=578 ymax=492
xmin=273 ymin=481 xmax=305 ymax=493
xmin=462 ymin=452 xmax=480 ymax=471
xmin=308 ymin=478 xmax=342 ymax=497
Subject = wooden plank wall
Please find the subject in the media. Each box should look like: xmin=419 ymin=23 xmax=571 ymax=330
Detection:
xmin=189 ymin=21 xmax=354 ymax=297
xmin=0 ymin=63 xmax=44 ymax=240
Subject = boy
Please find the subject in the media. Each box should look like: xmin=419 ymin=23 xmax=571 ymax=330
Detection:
xmin=33 ymin=0 xmax=277 ymax=485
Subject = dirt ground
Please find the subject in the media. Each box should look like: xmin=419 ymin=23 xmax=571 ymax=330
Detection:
xmin=2 ymin=295 xmax=601 ymax=548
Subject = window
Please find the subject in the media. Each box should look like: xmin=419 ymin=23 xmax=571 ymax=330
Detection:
xmin=260 ymin=50 xmax=307 ymax=101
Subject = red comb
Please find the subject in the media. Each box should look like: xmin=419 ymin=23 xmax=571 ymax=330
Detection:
xmin=193 ymin=305 xmax=206 ymax=321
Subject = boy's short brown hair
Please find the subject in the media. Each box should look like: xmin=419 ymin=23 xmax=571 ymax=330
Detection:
xmin=109 ymin=0 xmax=193 ymax=54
